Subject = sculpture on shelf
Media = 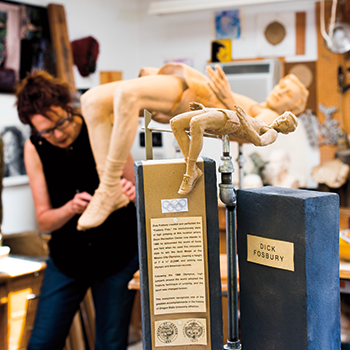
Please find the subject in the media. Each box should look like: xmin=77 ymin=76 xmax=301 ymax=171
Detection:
xmin=311 ymin=158 xmax=350 ymax=188
xmin=248 ymin=152 xmax=268 ymax=184
xmin=170 ymin=103 xmax=298 ymax=195
xmin=263 ymin=149 xmax=299 ymax=189
xmin=77 ymin=62 xmax=308 ymax=230
xmin=243 ymin=173 xmax=264 ymax=189
xmin=318 ymin=103 xmax=342 ymax=146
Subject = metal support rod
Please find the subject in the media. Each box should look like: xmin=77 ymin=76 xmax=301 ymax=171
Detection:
xmin=237 ymin=144 xmax=245 ymax=189
xmin=219 ymin=136 xmax=241 ymax=350
xmin=144 ymin=109 xmax=153 ymax=160
xmin=226 ymin=206 xmax=240 ymax=346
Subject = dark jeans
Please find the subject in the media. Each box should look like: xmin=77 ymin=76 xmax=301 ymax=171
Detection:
xmin=27 ymin=253 xmax=139 ymax=350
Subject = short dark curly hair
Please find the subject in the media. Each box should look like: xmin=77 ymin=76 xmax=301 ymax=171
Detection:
xmin=15 ymin=71 xmax=75 ymax=134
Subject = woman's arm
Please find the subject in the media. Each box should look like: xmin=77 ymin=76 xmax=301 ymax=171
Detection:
xmin=122 ymin=153 xmax=135 ymax=184
xmin=24 ymin=139 xmax=92 ymax=233
xmin=122 ymin=153 xmax=136 ymax=203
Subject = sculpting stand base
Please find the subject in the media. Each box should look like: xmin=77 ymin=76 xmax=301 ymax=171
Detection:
xmin=219 ymin=135 xmax=242 ymax=350
xmin=224 ymin=340 xmax=242 ymax=350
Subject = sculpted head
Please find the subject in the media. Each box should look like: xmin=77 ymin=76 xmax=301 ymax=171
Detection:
xmin=271 ymin=111 xmax=298 ymax=134
xmin=266 ymin=74 xmax=309 ymax=115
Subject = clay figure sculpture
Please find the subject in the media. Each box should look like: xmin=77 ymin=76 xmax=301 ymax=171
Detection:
xmin=311 ymin=158 xmax=350 ymax=188
xmin=77 ymin=62 xmax=308 ymax=230
xmin=243 ymin=173 xmax=264 ymax=189
xmin=170 ymin=103 xmax=298 ymax=195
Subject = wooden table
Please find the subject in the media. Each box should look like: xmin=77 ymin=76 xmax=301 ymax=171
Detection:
xmin=0 ymin=255 xmax=46 ymax=350
xmin=340 ymin=260 xmax=350 ymax=280
xmin=340 ymin=260 xmax=350 ymax=298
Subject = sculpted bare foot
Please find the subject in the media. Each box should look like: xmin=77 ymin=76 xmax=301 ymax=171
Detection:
xmin=77 ymin=183 xmax=129 ymax=231
xmin=178 ymin=166 xmax=203 ymax=195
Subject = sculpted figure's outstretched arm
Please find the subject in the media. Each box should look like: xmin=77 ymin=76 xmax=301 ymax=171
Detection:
xmin=234 ymin=105 xmax=278 ymax=147
xmin=206 ymin=65 xmax=308 ymax=125
xmin=206 ymin=65 xmax=278 ymax=124
xmin=206 ymin=65 xmax=235 ymax=110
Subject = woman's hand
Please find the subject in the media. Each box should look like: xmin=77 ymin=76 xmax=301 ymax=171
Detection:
xmin=121 ymin=178 xmax=136 ymax=203
xmin=206 ymin=65 xmax=235 ymax=109
xmin=70 ymin=192 xmax=92 ymax=214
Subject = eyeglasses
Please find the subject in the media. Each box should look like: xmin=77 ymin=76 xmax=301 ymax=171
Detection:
xmin=37 ymin=111 xmax=73 ymax=138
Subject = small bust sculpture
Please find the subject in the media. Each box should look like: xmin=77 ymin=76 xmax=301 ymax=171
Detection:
xmin=311 ymin=158 xmax=350 ymax=189
xmin=243 ymin=173 xmax=264 ymax=189
xmin=264 ymin=149 xmax=299 ymax=189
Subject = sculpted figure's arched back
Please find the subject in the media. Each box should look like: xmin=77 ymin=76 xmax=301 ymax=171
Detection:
xmin=77 ymin=62 xmax=308 ymax=230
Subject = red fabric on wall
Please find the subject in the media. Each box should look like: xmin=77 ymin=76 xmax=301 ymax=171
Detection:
xmin=71 ymin=36 xmax=99 ymax=77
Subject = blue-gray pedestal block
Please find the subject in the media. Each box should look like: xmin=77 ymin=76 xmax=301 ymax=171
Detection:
xmin=237 ymin=186 xmax=340 ymax=350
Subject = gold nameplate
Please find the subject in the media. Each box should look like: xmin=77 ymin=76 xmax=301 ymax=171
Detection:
xmin=247 ymin=234 xmax=294 ymax=271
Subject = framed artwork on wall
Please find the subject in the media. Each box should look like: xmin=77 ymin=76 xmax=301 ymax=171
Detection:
xmin=215 ymin=9 xmax=242 ymax=40
xmin=0 ymin=124 xmax=29 ymax=180
xmin=0 ymin=0 xmax=55 ymax=93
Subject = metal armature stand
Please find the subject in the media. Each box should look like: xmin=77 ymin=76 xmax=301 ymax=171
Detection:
xmin=144 ymin=109 xmax=153 ymax=160
xmin=237 ymin=144 xmax=245 ymax=190
xmin=219 ymin=135 xmax=242 ymax=350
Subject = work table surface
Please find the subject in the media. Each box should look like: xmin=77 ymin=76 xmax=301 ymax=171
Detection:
xmin=0 ymin=255 xmax=47 ymax=283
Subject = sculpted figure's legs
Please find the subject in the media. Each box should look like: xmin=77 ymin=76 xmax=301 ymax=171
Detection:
xmin=81 ymin=81 xmax=123 ymax=179
xmin=171 ymin=103 xmax=227 ymax=195
xmin=171 ymin=109 xmax=204 ymax=195
xmin=77 ymin=157 xmax=129 ymax=231
xmin=78 ymin=75 xmax=185 ymax=230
